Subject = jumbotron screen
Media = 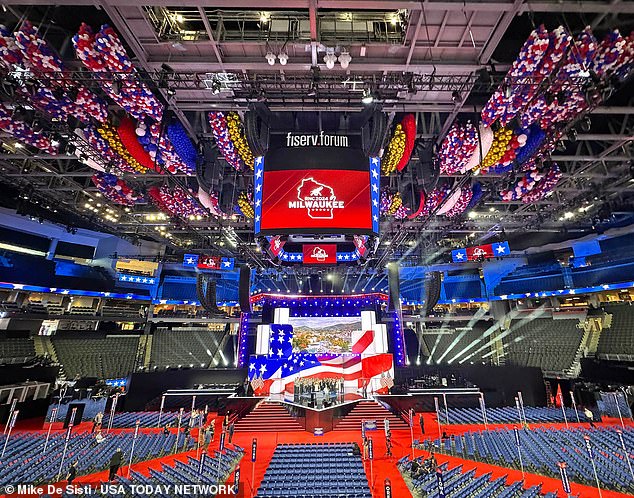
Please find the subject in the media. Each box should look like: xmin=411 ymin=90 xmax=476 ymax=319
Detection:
xmin=253 ymin=138 xmax=380 ymax=234
xmin=288 ymin=316 xmax=362 ymax=354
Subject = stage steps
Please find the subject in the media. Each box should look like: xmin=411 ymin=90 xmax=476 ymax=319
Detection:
xmin=333 ymin=400 xmax=410 ymax=432
xmin=234 ymin=401 xmax=304 ymax=432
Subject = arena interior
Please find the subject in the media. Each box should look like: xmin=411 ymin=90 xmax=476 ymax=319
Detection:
xmin=0 ymin=1 xmax=633 ymax=497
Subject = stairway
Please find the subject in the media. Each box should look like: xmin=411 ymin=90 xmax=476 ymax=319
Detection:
xmin=333 ymin=400 xmax=410 ymax=431
xmin=234 ymin=401 xmax=304 ymax=432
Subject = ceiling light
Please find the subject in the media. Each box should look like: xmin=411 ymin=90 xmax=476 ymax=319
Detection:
xmin=260 ymin=12 xmax=270 ymax=23
xmin=278 ymin=51 xmax=288 ymax=65
xmin=390 ymin=15 xmax=399 ymax=25
xmin=451 ymin=91 xmax=461 ymax=103
xmin=564 ymin=211 xmax=574 ymax=219
xmin=265 ymin=52 xmax=276 ymax=66
xmin=323 ymin=50 xmax=337 ymax=69
xmin=580 ymin=116 xmax=591 ymax=132
xmin=468 ymin=211 xmax=477 ymax=218
xmin=338 ymin=49 xmax=352 ymax=69
xmin=14 ymin=143 xmax=23 ymax=149
xmin=361 ymin=88 xmax=374 ymax=105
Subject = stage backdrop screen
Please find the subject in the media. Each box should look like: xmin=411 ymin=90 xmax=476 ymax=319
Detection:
xmin=253 ymin=138 xmax=380 ymax=235
xmin=288 ymin=316 xmax=361 ymax=354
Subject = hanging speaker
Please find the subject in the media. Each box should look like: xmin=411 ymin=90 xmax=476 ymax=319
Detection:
xmin=239 ymin=265 xmax=252 ymax=313
xmin=423 ymin=271 xmax=442 ymax=315
xmin=417 ymin=142 xmax=440 ymax=191
xmin=361 ymin=110 xmax=387 ymax=158
xmin=387 ymin=263 xmax=400 ymax=311
xmin=244 ymin=104 xmax=271 ymax=157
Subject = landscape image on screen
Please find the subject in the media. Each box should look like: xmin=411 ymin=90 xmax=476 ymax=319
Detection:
xmin=289 ymin=316 xmax=361 ymax=353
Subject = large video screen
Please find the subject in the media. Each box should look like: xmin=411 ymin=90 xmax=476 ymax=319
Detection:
xmin=253 ymin=145 xmax=380 ymax=235
xmin=288 ymin=316 xmax=362 ymax=354
xmin=260 ymin=169 xmax=372 ymax=232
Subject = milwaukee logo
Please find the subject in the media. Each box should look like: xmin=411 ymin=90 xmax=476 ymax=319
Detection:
xmin=288 ymin=178 xmax=344 ymax=219
xmin=286 ymin=132 xmax=349 ymax=147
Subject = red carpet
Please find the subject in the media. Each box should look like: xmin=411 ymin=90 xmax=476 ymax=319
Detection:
xmin=229 ymin=427 xmax=413 ymax=498
xmin=234 ymin=402 xmax=304 ymax=432
xmin=333 ymin=400 xmax=410 ymax=431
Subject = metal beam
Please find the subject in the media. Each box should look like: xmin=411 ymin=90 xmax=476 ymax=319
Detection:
xmin=479 ymin=0 xmax=524 ymax=64
xmin=4 ymin=0 xmax=632 ymax=14
xmin=197 ymin=6 xmax=225 ymax=71
xmin=405 ymin=9 xmax=424 ymax=68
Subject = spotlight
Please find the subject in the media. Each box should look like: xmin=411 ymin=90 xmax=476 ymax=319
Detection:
xmin=323 ymin=50 xmax=337 ymax=69
xmin=53 ymin=87 xmax=65 ymax=100
xmin=556 ymin=141 xmax=567 ymax=152
xmin=210 ymin=79 xmax=221 ymax=94
xmin=451 ymin=90 xmax=461 ymax=103
xmin=278 ymin=51 xmax=288 ymax=65
xmin=12 ymin=105 xmax=26 ymax=120
xmin=111 ymin=79 xmax=121 ymax=95
xmin=580 ymin=116 xmax=591 ymax=132
xmin=361 ymin=88 xmax=374 ymax=105
xmin=260 ymin=12 xmax=270 ymax=23
xmin=567 ymin=128 xmax=578 ymax=142
xmin=338 ymin=49 xmax=352 ymax=69
xmin=477 ymin=67 xmax=492 ymax=85
xmin=265 ymin=52 xmax=276 ymax=66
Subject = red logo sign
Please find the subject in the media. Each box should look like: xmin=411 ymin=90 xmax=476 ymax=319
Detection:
xmin=302 ymin=244 xmax=337 ymax=264
xmin=466 ymin=244 xmax=494 ymax=260
xmin=197 ymin=256 xmax=221 ymax=269
xmin=269 ymin=236 xmax=286 ymax=256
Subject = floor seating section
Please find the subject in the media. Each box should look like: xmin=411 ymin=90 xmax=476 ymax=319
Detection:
xmin=503 ymin=318 xmax=583 ymax=374
xmin=333 ymin=400 xmax=410 ymax=431
xmin=256 ymin=443 xmax=371 ymax=498
xmin=432 ymin=426 xmax=634 ymax=493
xmin=38 ymin=447 xmax=244 ymax=498
xmin=597 ymin=304 xmax=634 ymax=356
xmin=397 ymin=459 xmax=558 ymax=498
xmin=52 ymin=334 xmax=140 ymax=379
xmin=150 ymin=328 xmax=224 ymax=369
xmin=234 ymin=401 xmax=304 ymax=432
xmin=437 ymin=406 xmax=591 ymax=425
xmin=110 ymin=411 xmax=197 ymax=428
xmin=46 ymin=398 xmax=108 ymax=422
xmin=0 ymin=431 xmax=194 ymax=492
xmin=0 ymin=336 xmax=36 ymax=363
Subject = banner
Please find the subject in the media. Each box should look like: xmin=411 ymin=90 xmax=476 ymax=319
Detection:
xmin=584 ymin=435 xmax=594 ymax=459
xmin=368 ymin=438 xmax=374 ymax=460
xmin=220 ymin=431 xmax=226 ymax=452
xmin=251 ymin=438 xmax=257 ymax=462
xmin=514 ymin=427 xmax=521 ymax=447
xmin=384 ymin=478 xmax=392 ymax=498
xmin=436 ymin=468 xmax=446 ymax=498
xmin=452 ymin=241 xmax=510 ymax=262
xmin=234 ymin=466 xmax=240 ymax=495
xmin=363 ymin=420 xmax=378 ymax=432
xmin=269 ymin=236 xmax=286 ymax=257
xmin=557 ymin=462 xmax=571 ymax=493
